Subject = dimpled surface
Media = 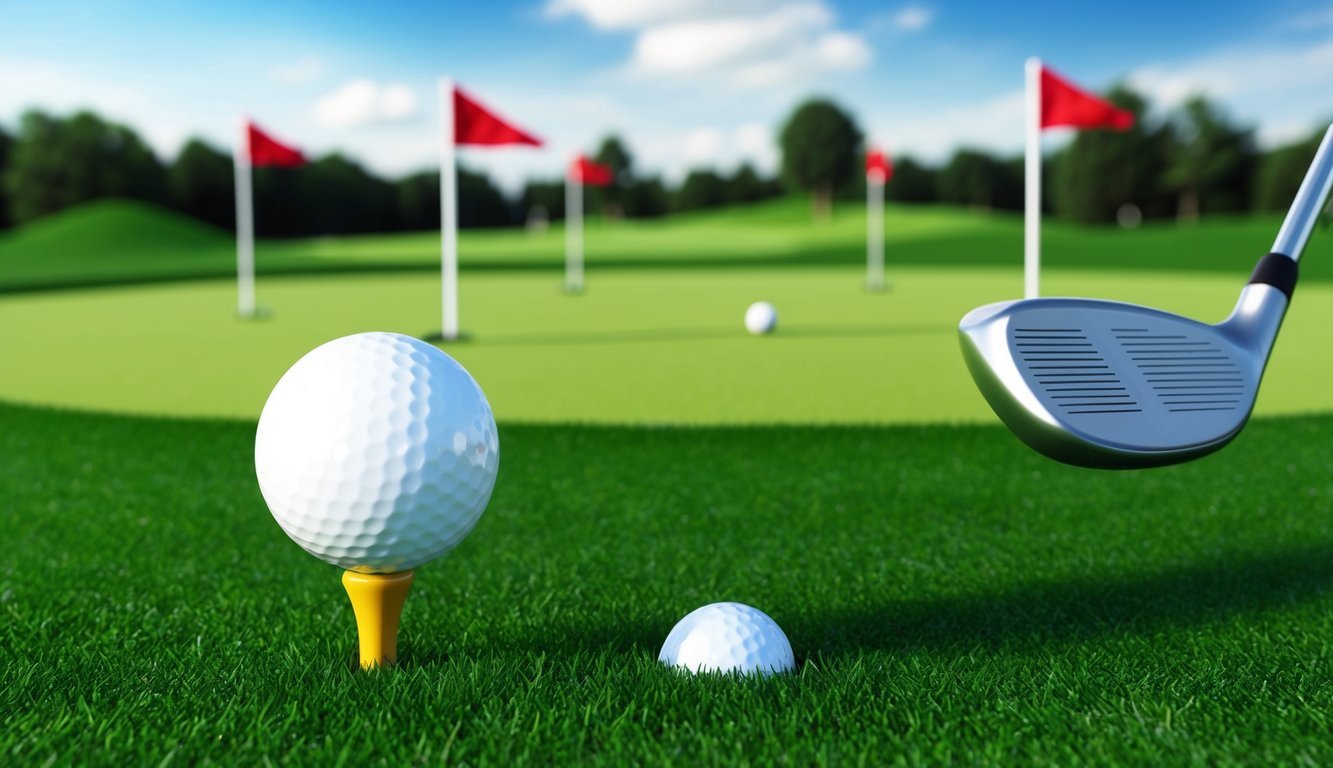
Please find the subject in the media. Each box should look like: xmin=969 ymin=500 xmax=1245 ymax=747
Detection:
xmin=254 ymin=332 xmax=498 ymax=573
xmin=659 ymin=602 xmax=795 ymax=676
xmin=744 ymin=302 xmax=777 ymax=335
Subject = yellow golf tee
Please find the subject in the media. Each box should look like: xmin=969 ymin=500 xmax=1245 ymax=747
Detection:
xmin=341 ymin=570 xmax=415 ymax=669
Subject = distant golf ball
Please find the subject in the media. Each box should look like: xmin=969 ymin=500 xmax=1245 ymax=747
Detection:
xmin=659 ymin=602 xmax=795 ymax=676
xmin=745 ymin=302 xmax=777 ymax=335
xmin=255 ymin=332 xmax=499 ymax=573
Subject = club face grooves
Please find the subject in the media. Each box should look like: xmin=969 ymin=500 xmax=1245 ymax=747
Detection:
xmin=958 ymin=125 xmax=1330 ymax=469
xmin=959 ymin=299 xmax=1260 ymax=469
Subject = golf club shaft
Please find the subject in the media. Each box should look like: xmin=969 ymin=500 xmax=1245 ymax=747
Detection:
xmin=1272 ymin=124 xmax=1333 ymax=261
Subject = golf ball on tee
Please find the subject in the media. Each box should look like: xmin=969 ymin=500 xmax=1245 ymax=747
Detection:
xmin=745 ymin=302 xmax=778 ymax=335
xmin=659 ymin=602 xmax=795 ymax=676
xmin=254 ymin=332 xmax=499 ymax=573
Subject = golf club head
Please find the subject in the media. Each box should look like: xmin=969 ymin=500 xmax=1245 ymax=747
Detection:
xmin=961 ymin=124 xmax=1333 ymax=469
xmin=959 ymin=282 xmax=1288 ymax=469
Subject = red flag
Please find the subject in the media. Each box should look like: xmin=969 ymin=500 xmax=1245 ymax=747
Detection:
xmin=1040 ymin=66 xmax=1134 ymax=131
xmin=569 ymin=154 xmax=614 ymax=187
xmin=865 ymin=148 xmax=892 ymax=184
xmin=454 ymin=86 xmax=543 ymax=147
xmin=247 ymin=121 xmax=305 ymax=168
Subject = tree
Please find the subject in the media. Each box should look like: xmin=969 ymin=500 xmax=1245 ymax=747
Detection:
xmin=883 ymin=156 xmax=938 ymax=204
xmin=674 ymin=169 xmax=729 ymax=212
xmin=1164 ymin=96 xmax=1255 ymax=221
xmin=167 ymin=139 xmax=234 ymax=230
xmin=727 ymin=164 xmax=769 ymax=204
xmin=937 ymin=149 xmax=1021 ymax=210
xmin=395 ymin=172 xmax=439 ymax=231
xmin=778 ymin=98 xmax=863 ymax=220
xmin=594 ymin=135 xmax=633 ymax=183
xmin=622 ymin=177 xmax=669 ymax=218
xmin=0 ymin=127 xmax=11 ymax=229
xmin=1253 ymin=127 xmax=1326 ymax=213
xmin=0 ymin=108 xmax=518 ymax=235
xmin=390 ymin=167 xmax=512 ymax=232
xmin=4 ymin=110 xmax=166 ymax=224
xmin=592 ymin=135 xmax=634 ymax=218
xmin=294 ymin=153 xmax=393 ymax=235
xmin=456 ymin=166 xmax=513 ymax=229
xmin=1050 ymin=87 xmax=1173 ymax=224
xmin=252 ymin=153 xmax=394 ymax=237
xmin=520 ymin=179 xmax=565 ymax=222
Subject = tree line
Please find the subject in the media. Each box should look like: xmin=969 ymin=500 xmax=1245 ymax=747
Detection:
xmin=0 ymin=112 xmax=785 ymax=236
xmin=781 ymin=89 xmax=1327 ymax=224
xmin=0 ymin=88 xmax=1326 ymax=236
xmin=0 ymin=111 xmax=517 ymax=236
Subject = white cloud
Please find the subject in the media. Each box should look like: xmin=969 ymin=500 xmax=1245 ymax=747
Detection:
xmin=735 ymin=122 xmax=773 ymax=158
xmin=269 ymin=56 xmax=326 ymax=85
xmin=1286 ymin=7 xmax=1333 ymax=29
xmin=631 ymin=123 xmax=778 ymax=181
xmin=380 ymin=84 xmax=416 ymax=119
xmin=1259 ymin=117 xmax=1323 ymax=148
xmin=682 ymin=127 xmax=723 ymax=163
xmin=892 ymin=6 xmax=932 ymax=32
xmin=0 ymin=55 xmax=198 ymax=157
xmin=1123 ymin=36 xmax=1333 ymax=148
xmin=815 ymin=31 xmax=872 ymax=68
xmin=1128 ymin=39 xmax=1333 ymax=109
xmin=312 ymin=79 xmax=418 ymax=128
xmin=552 ymin=0 xmax=871 ymax=88
xmin=869 ymin=91 xmax=1026 ymax=163
xmin=544 ymin=0 xmax=768 ymax=30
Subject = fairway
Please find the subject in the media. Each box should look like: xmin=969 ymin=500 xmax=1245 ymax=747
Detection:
xmin=4 ymin=264 xmax=1333 ymax=423
xmin=2 ymin=402 xmax=1330 ymax=764
xmin=5 ymin=201 xmax=1333 ymax=765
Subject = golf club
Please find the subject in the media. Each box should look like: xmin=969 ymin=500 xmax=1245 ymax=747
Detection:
xmin=959 ymin=124 xmax=1333 ymax=469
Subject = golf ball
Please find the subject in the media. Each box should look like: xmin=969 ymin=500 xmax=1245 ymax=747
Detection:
xmin=659 ymin=602 xmax=795 ymax=676
xmin=255 ymin=332 xmax=499 ymax=573
xmin=745 ymin=301 xmax=778 ymax=335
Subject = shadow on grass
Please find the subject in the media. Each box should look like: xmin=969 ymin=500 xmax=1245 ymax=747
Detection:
xmin=796 ymin=542 xmax=1333 ymax=657
xmin=459 ymin=322 xmax=951 ymax=348
xmin=404 ymin=543 xmax=1333 ymax=667
xmin=398 ymin=617 xmax=665 ymax=671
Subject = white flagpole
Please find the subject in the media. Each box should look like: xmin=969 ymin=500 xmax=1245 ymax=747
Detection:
xmin=439 ymin=77 xmax=460 ymax=341
xmin=566 ymin=161 xmax=584 ymax=293
xmin=1024 ymin=57 xmax=1042 ymax=299
xmin=866 ymin=167 xmax=885 ymax=291
xmin=233 ymin=116 xmax=255 ymax=318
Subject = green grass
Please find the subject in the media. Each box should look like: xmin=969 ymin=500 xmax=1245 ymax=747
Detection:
xmin=6 ymin=265 xmax=1333 ymax=422
xmin=3 ymin=198 xmax=1329 ymax=293
xmin=2 ymin=401 xmax=1330 ymax=765
xmin=5 ymin=199 xmax=1333 ymax=764
xmin=0 ymin=201 xmax=236 ymax=290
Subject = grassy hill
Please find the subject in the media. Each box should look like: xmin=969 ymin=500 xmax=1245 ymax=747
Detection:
xmin=0 ymin=200 xmax=237 ymax=289
xmin=0 ymin=200 xmax=434 ymax=292
xmin=2 ymin=198 xmax=1328 ymax=294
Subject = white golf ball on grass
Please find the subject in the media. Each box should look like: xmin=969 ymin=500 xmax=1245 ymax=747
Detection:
xmin=745 ymin=302 xmax=778 ymax=335
xmin=255 ymin=331 xmax=499 ymax=573
xmin=659 ymin=602 xmax=796 ymax=676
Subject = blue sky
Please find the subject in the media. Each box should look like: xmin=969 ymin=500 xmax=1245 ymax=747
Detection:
xmin=2 ymin=0 xmax=1332 ymax=190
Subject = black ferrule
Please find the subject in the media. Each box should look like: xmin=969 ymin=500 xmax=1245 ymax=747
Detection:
xmin=1248 ymin=252 xmax=1299 ymax=300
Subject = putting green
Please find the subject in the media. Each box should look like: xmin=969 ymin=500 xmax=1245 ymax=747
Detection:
xmin=2 ymin=265 xmax=1331 ymax=423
